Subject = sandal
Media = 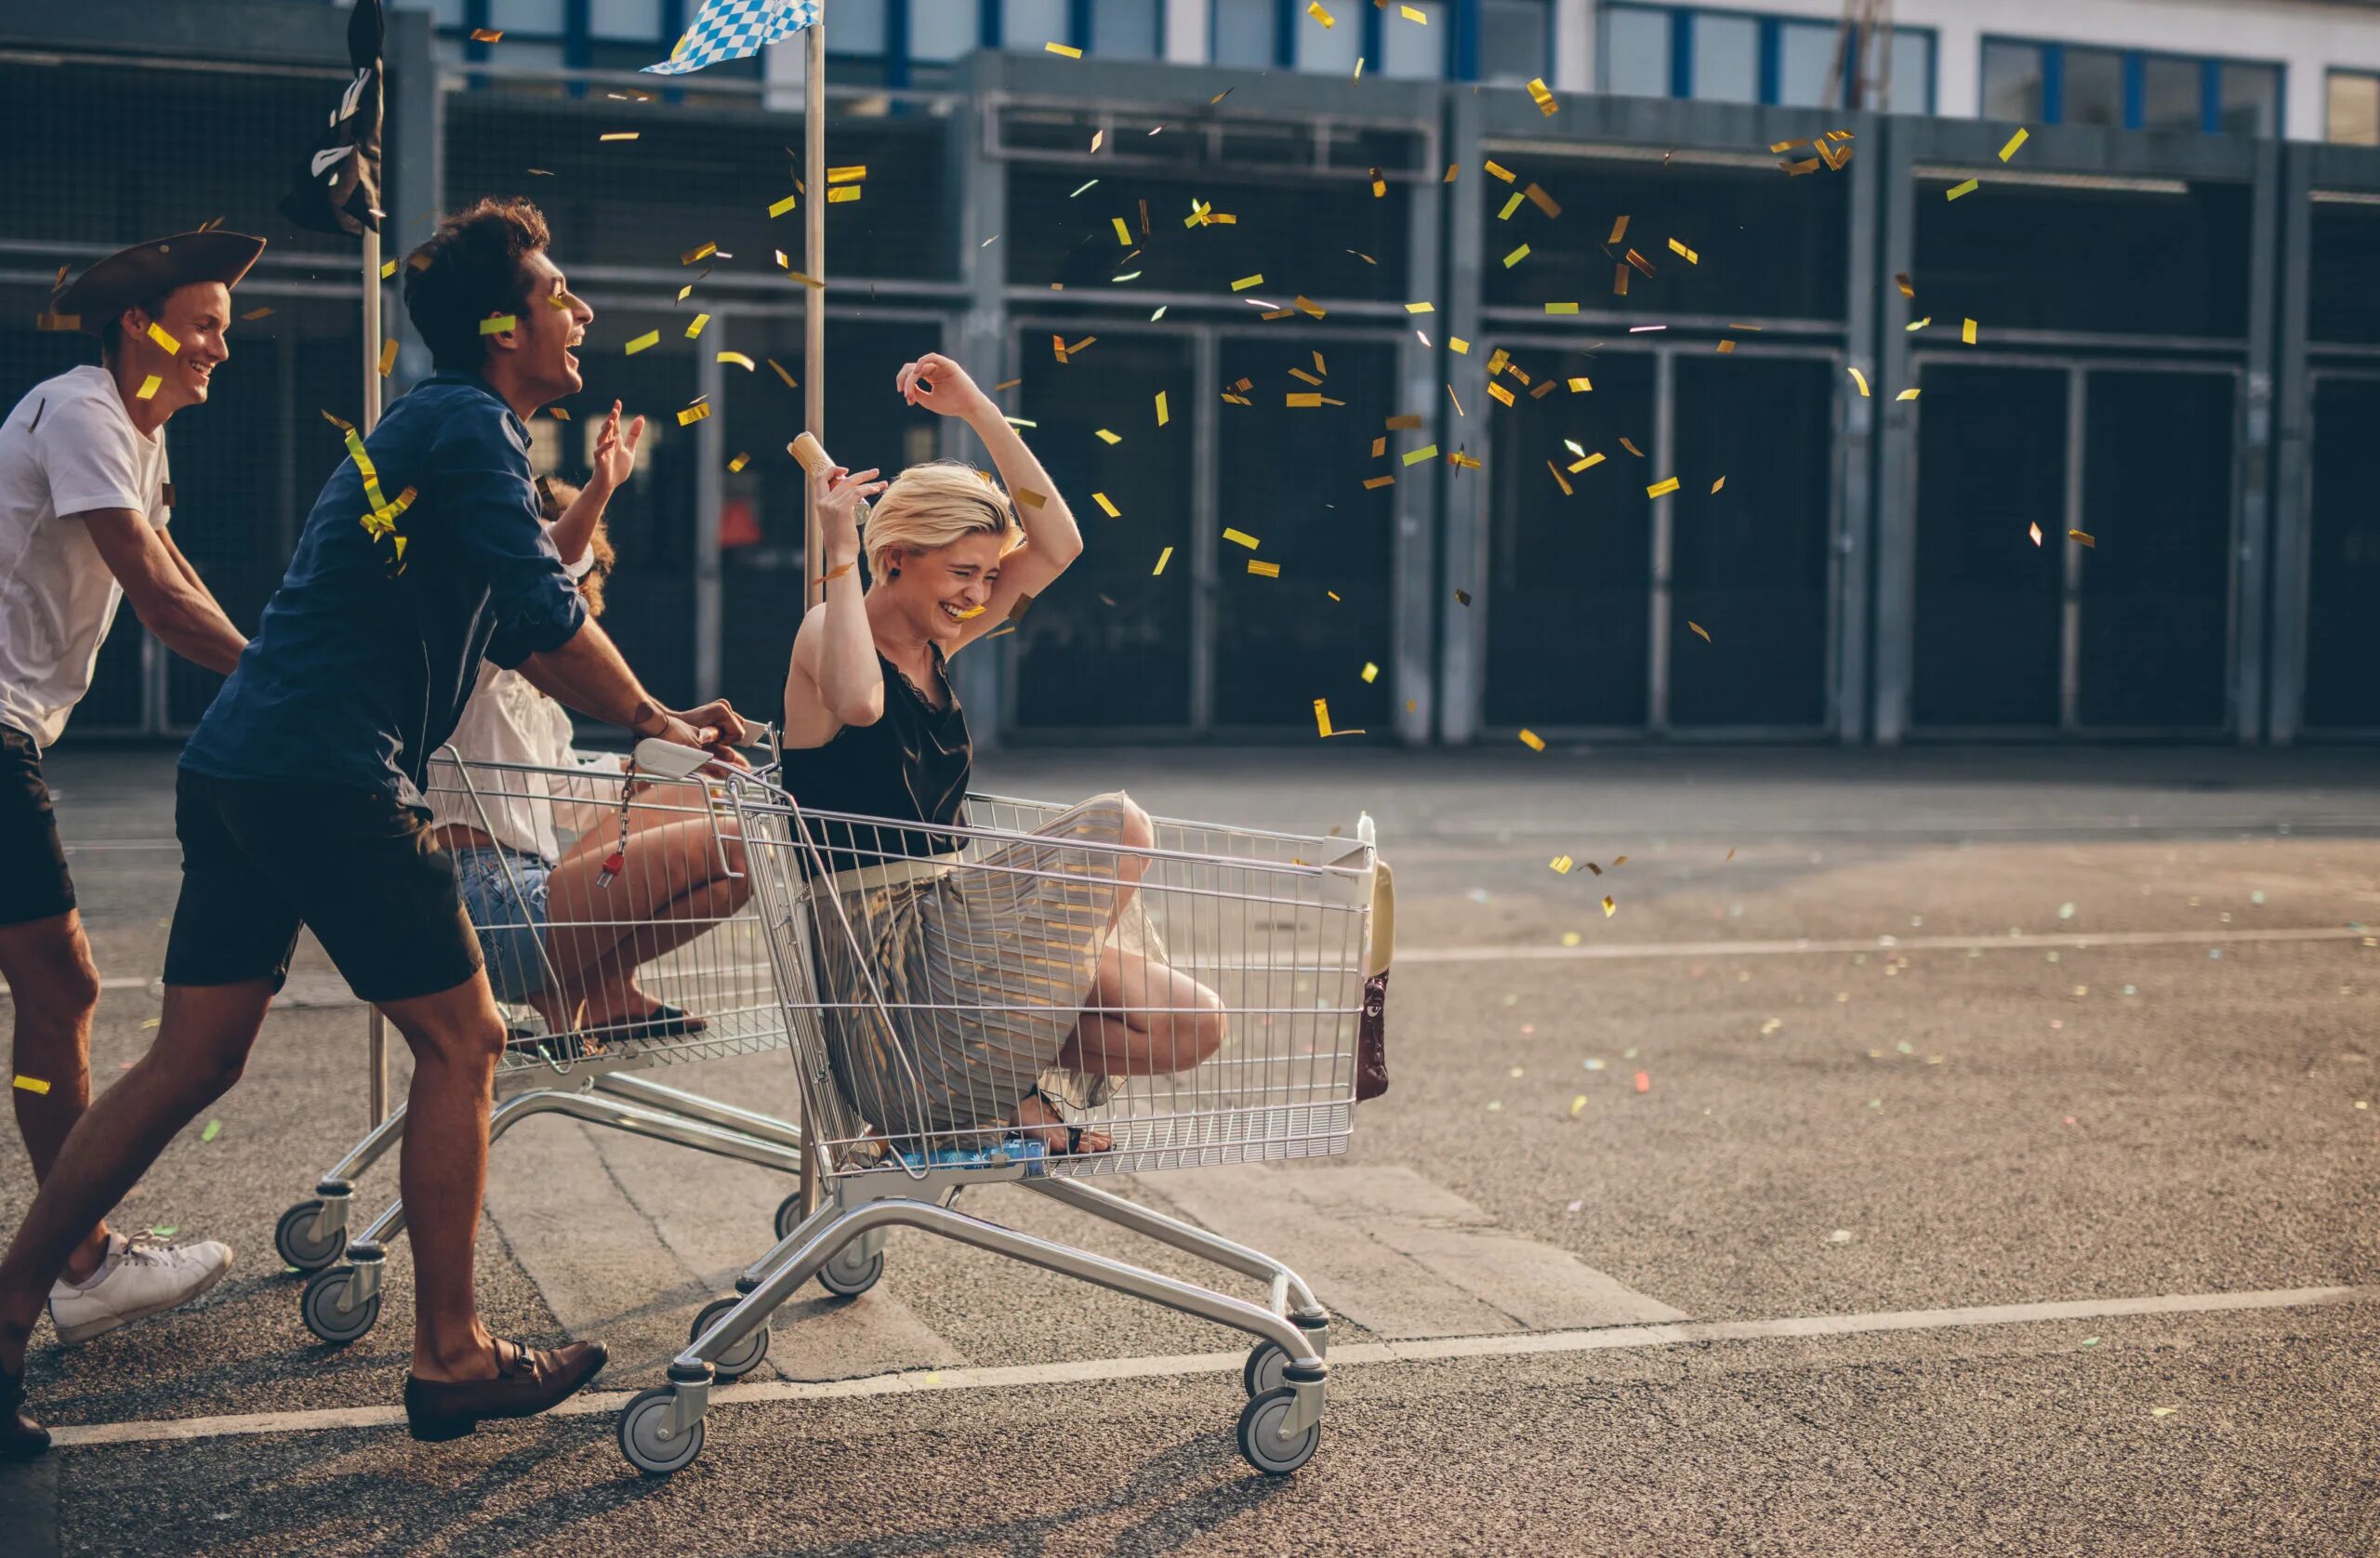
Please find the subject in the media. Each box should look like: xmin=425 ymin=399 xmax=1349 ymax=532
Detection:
xmin=1015 ymin=1088 xmax=1111 ymax=1155
xmin=581 ymin=1002 xmax=707 ymax=1045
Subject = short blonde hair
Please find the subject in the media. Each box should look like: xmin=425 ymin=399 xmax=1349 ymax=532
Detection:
xmin=862 ymin=459 xmax=1023 ymax=583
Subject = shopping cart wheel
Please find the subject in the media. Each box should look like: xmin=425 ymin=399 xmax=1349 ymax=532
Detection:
xmin=274 ymin=1199 xmax=348 ymax=1272
xmin=1236 ymin=1388 xmax=1320 ymax=1476
xmin=689 ymin=1298 xmax=771 ymax=1381
xmin=300 ymin=1265 xmax=380 ymax=1346
xmin=773 ymin=1192 xmax=804 ymax=1242
xmin=618 ymin=1387 xmax=704 ymax=1476
xmin=816 ymin=1243 xmax=883 ymax=1299
xmin=1241 ymin=1340 xmax=1290 ymax=1398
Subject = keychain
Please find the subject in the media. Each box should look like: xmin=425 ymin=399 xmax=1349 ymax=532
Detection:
xmin=597 ymin=785 xmax=633 ymax=889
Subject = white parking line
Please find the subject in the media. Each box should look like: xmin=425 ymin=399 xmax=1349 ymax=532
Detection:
xmin=43 ymin=1283 xmax=2373 ymax=1449
xmin=1396 ymin=925 xmax=2368 ymax=964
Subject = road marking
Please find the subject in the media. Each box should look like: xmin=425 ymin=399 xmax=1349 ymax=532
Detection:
xmin=42 ymin=1284 xmax=2373 ymax=1449
xmin=1397 ymin=925 xmax=2367 ymax=965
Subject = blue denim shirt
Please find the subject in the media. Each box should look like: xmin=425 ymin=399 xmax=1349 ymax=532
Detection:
xmin=180 ymin=372 xmax=587 ymax=804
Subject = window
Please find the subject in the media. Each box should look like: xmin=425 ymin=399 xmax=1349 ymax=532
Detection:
xmin=1299 ymin=1 xmax=1362 ymax=73
xmin=910 ymin=0 xmax=976 ymax=61
xmin=1381 ymin=0 xmax=1446 ymax=79
xmin=1091 ymin=0 xmax=1162 ymax=59
xmin=1980 ymin=38 xmax=2282 ymax=137
xmin=1600 ymin=7 xmax=1934 ymax=112
xmin=587 ymin=0 xmax=660 ymax=40
xmin=826 ymin=0 xmax=891 ymax=54
xmin=1478 ymin=0 xmax=1552 ymax=86
xmin=1213 ymin=0 xmax=1275 ymax=67
xmin=1004 ymin=0 xmax=1068 ymax=48
xmin=2331 ymin=70 xmax=2380 ymax=145
xmin=487 ymin=0 xmax=564 ymax=32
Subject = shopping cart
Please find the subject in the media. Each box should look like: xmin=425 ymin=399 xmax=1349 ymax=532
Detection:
xmin=611 ymin=751 xmax=1384 ymax=1479
xmin=279 ymin=745 xmax=819 ymax=1346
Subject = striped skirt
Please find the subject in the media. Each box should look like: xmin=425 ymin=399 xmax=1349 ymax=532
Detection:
xmin=813 ymin=792 xmax=1134 ymax=1142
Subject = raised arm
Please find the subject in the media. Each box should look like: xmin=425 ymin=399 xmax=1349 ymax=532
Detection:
xmin=893 ymin=353 xmax=1084 ymax=653
xmin=781 ymin=456 xmax=890 ymax=747
xmin=549 ymin=400 xmax=641 ymax=567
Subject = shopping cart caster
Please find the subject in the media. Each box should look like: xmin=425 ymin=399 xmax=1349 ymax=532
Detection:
xmin=816 ymin=1241 xmax=883 ymax=1299
xmin=1242 ymin=1340 xmax=1291 ymax=1398
xmin=618 ymin=1386 xmax=705 ymax=1475
xmin=274 ymin=1198 xmax=348 ymax=1273
xmin=1236 ymin=1387 xmax=1321 ymax=1475
xmin=773 ymin=1192 xmax=804 ymax=1242
xmin=301 ymin=1264 xmax=380 ymax=1345
xmin=689 ymin=1298 xmax=770 ymax=1381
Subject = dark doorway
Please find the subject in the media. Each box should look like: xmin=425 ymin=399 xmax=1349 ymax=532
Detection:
xmin=2306 ymin=376 xmax=2380 ymax=730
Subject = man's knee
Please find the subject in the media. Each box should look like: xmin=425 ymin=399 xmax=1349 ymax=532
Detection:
xmin=1 ymin=922 xmax=101 ymax=1036
xmin=383 ymin=984 xmax=507 ymax=1072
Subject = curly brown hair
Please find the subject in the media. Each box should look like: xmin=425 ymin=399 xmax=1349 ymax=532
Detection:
xmin=402 ymin=196 xmax=551 ymax=373
xmin=535 ymin=477 xmax=614 ymax=618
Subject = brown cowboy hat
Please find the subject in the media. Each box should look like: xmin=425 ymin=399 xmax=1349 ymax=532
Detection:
xmin=53 ymin=231 xmax=267 ymax=338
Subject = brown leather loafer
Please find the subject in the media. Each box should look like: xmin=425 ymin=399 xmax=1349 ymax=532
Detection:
xmin=403 ymin=1338 xmax=607 ymax=1443
xmin=2 ymin=1367 xmax=49 ymax=1460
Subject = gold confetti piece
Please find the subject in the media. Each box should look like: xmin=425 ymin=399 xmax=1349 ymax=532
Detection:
xmin=1646 ymin=477 xmax=1679 ymax=498
xmin=1092 ymin=492 xmax=1121 ymax=518
xmin=1386 ymin=414 xmax=1423 ymax=429
xmin=1293 ymin=296 xmax=1328 ymax=320
xmin=2149 ymin=1406 xmax=2179 ymax=1419
xmin=1668 ymin=238 xmax=1698 ymax=264
xmin=1309 ymin=0 xmax=1336 ymax=25
xmin=1223 ymin=527 xmax=1261 ymax=549
xmin=1497 ymin=191 xmax=1526 ymax=221
xmin=1946 ymin=178 xmax=1978 ymax=201
xmin=810 ymin=560 xmax=856 ymax=588
xmin=1848 ymin=367 xmax=1871 ymax=396
xmin=1013 ymin=488 xmax=1048 ymax=508
xmin=1229 ymin=274 xmax=1264 ymax=293
xmin=1906 ymin=316 xmax=1932 ymax=331
xmin=1398 ymin=3 xmax=1425 ymax=19
xmin=1090 ymin=129 xmax=1104 ymax=152
xmin=12 ymin=1076 xmax=49 ymax=1095
xmin=767 ymin=357 xmax=797 ymax=388
xmin=1711 ymin=476 xmax=1726 ymax=494
xmin=685 ymin=312 xmax=711 ymax=339
xmin=624 ymin=329 xmax=659 ymax=354
xmin=1287 ymin=392 xmax=1326 ymax=408
xmin=1626 ymin=248 xmax=1657 ymax=278
xmin=1547 ymin=460 xmax=1573 ymax=495
xmin=1518 ymin=729 xmax=1545 ymax=751
xmin=769 ymin=193 xmax=797 ymax=218
xmin=827 ymin=186 xmax=862 ymax=205
xmin=600 ymin=131 xmax=639 ymax=142
xmin=1153 ymin=546 xmax=1173 ymax=574
xmin=146 ymin=322 xmax=181 ymax=355
xmin=681 ymin=241 xmax=718 ymax=265
xmin=2030 ymin=522 xmax=2043 ymax=547
xmin=1527 ymin=78 xmax=1557 ymax=117
xmin=1550 ymin=855 xmax=1574 ymax=874
xmin=1716 ymin=339 xmax=1737 ymax=353
xmin=1503 ymin=243 xmax=1531 ymax=268
xmin=377 ymin=338 xmax=399 ymax=377
xmin=1688 ymin=620 xmax=1712 ymax=643
xmin=1249 ymin=559 xmax=1280 ymax=578
xmin=477 ymin=314 xmax=524 ymax=340
xmin=1488 ymin=383 xmax=1514 ymax=408
xmin=1895 ymin=272 xmax=1916 ymax=298
xmin=2068 ymin=529 xmax=2096 ymax=548
xmin=1619 ymin=437 xmax=1644 ymax=456
xmin=470 ymin=26 xmax=503 ymax=40
xmin=1963 ymin=318 xmax=1978 ymax=345
xmin=1780 ymin=156 xmax=1823 ymax=177
xmin=1314 ymin=698 xmax=1334 ymax=737
xmin=786 ymin=271 xmax=826 ymax=289
xmin=379 ymin=257 xmax=398 ymax=280
xmin=1485 ymin=159 xmax=1515 ymax=183
xmin=677 ymin=403 xmax=710 ymax=426
xmin=675 ymin=284 xmax=694 ymax=303
xmin=33 ymin=312 xmax=77 ymax=332
xmin=1361 ymin=661 xmax=1379 ymax=682
xmin=1045 ymin=41 xmax=1082 ymax=57
xmin=1370 ymin=167 xmax=1388 ymax=199
xmin=826 ymin=165 xmax=866 ymax=184
xmin=1404 ymin=300 xmax=1437 ymax=316
xmin=1896 ymin=388 xmax=1920 ymax=401
xmin=1094 ymin=428 xmax=1121 ymax=444
xmin=1603 ymin=896 xmax=1618 ymax=918
xmin=1570 ymin=1094 xmax=1588 ymax=1116
xmin=950 ymin=603 xmax=987 ymax=619
xmin=716 ymin=351 xmax=756 ymax=372
xmin=1607 ymin=214 xmax=1630 ymax=245
xmin=322 ymin=409 xmax=352 ymax=430
xmin=1769 ymin=139 xmax=1805 ymax=153
xmin=1544 ymin=302 xmax=1579 ymax=315
xmin=1998 ymin=127 xmax=2030 ymax=162
xmin=1568 ymin=454 xmax=1606 ymax=473
xmin=1155 ymin=390 xmax=1170 ymax=426
xmin=728 ymin=452 xmax=750 ymax=473
xmin=1402 ymin=444 xmax=1438 ymax=466
xmin=135 ymin=375 xmax=162 ymax=401
xmin=1453 ymin=588 xmax=1472 ymax=605
xmin=1362 ymin=475 xmax=1395 ymax=490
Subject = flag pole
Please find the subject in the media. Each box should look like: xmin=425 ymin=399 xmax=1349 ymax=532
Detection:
xmin=361 ymin=148 xmax=387 ymax=1131
xmin=802 ymin=20 xmax=826 ymax=612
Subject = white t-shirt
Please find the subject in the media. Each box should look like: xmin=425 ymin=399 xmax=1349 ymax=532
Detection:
xmin=0 ymin=366 xmax=171 ymax=747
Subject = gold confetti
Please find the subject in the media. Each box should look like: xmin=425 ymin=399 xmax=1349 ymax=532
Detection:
xmin=2068 ymin=529 xmax=2096 ymax=548
xmin=1314 ymin=699 xmax=1334 ymax=736
xmin=1230 ymin=273 xmax=1264 ymax=292
xmin=1998 ymin=127 xmax=2030 ymax=162
xmin=717 ymin=351 xmax=755 ymax=371
xmin=33 ymin=312 xmax=78 ymax=332
xmin=1848 ymin=367 xmax=1871 ymax=396
xmin=1045 ymin=41 xmax=1082 ymax=57
xmin=1963 ymin=318 xmax=1978 ymax=345
xmin=1524 ymin=182 xmax=1560 ymax=218
xmin=1362 ymin=475 xmax=1395 ymax=490
xmin=1567 ymin=377 xmax=1593 ymax=393
xmin=685 ymin=312 xmax=711 ymax=339
xmin=135 ymin=375 xmax=162 ymax=400
xmin=827 ymin=186 xmax=862 ymax=204
xmin=769 ymin=193 xmax=797 ymax=218
xmin=2030 ymin=522 xmax=2043 ymax=547
xmin=1498 ymin=191 xmax=1526 ymax=221
xmin=1568 ymin=453 xmax=1606 ymax=473
xmin=624 ymin=329 xmax=659 ymax=354
xmin=1620 ymin=437 xmax=1644 ymax=457
xmin=1153 ymin=546 xmax=1173 ymax=574
xmin=146 ymin=322 xmax=180 ymax=354
xmin=377 ymin=338 xmax=399 ymax=376
xmin=470 ymin=26 xmax=503 ymax=40
xmin=677 ymin=403 xmax=711 ymax=426
xmin=1688 ymin=621 xmax=1712 ymax=643
xmin=2149 ymin=1406 xmax=2180 ymax=1419
xmin=1906 ymin=316 xmax=1933 ymax=332
xmin=1402 ymin=444 xmax=1439 ymax=466
xmin=1946 ymin=178 xmax=1978 ymax=201
xmin=1503 ymin=243 xmax=1531 ymax=268
xmin=1527 ymin=78 xmax=1556 ymax=116
xmin=1544 ymin=302 xmax=1579 ymax=315
xmin=826 ymin=165 xmax=866 ymax=184
xmin=379 ymin=257 xmax=398 ymax=280
xmin=1668 ymin=238 xmax=1698 ymax=264
xmin=1570 ymin=1094 xmax=1588 ymax=1116
xmin=1895 ymin=272 xmax=1916 ymax=298
xmin=600 ymin=131 xmax=640 ymax=141
xmin=1547 ymin=461 xmax=1574 ymax=495
xmin=1223 ymin=527 xmax=1261 ymax=549
xmin=1155 ymin=390 xmax=1170 ymax=426
xmin=11 ymin=1076 xmax=49 ymax=1095
xmin=1094 ymin=428 xmax=1121 ymax=444
xmin=1607 ymin=214 xmax=1630 ymax=244
xmin=1249 ymin=559 xmax=1279 ymax=578
xmin=1518 ymin=729 xmax=1545 ymax=751
xmin=1550 ymin=855 xmax=1574 ymax=874
xmin=728 ymin=452 xmax=750 ymax=473
xmin=1711 ymin=476 xmax=1726 ymax=494
xmin=1602 ymin=895 xmax=1617 ymax=918
xmin=1896 ymin=388 xmax=1920 ymax=401
xmin=767 ymin=357 xmax=797 ymax=388
xmin=1361 ymin=661 xmax=1379 ymax=682
xmin=675 ymin=284 xmax=694 ymax=303
xmin=1013 ymin=488 xmax=1048 ymax=508
xmin=1092 ymin=493 xmax=1121 ymax=518
xmin=1309 ymin=0 xmax=1336 ymax=25
xmin=681 ymin=241 xmax=718 ymax=265
xmin=1646 ymin=476 xmax=1679 ymax=498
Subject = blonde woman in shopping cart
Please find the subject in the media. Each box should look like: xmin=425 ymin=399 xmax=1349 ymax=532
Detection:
xmin=780 ymin=352 xmax=1224 ymax=1157
xmin=427 ymin=414 xmax=752 ymax=1053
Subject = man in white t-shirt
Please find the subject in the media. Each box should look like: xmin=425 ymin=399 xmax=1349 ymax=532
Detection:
xmin=0 ymin=233 xmax=258 ymax=1431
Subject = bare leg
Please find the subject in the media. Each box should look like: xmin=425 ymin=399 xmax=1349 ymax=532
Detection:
xmin=0 ymin=979 xmax=271 ymax=1374
xmin=1056 ymin=947 xmax=1228 ymax=1079
xmin=542 ymin=818 xmax=750 ymax=1027
xmin=0 ymin=913 xmax=111 ymax=1282
xmin=376 ymin=973 xmax=509 ymax=1383
xmin=566 ymin=877 xmax=747 ymax=1028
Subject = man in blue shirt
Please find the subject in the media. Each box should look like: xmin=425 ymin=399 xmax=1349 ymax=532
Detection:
xmin=0 ymin=198 xmax=747 ymax=1455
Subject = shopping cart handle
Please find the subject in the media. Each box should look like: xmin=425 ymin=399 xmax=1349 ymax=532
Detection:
xmin=630 ymin=737 xmax=727 ymax=780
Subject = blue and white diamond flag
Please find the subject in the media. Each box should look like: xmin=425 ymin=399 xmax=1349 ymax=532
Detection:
xmin=645 ymin=0 xmax=820 ymax=75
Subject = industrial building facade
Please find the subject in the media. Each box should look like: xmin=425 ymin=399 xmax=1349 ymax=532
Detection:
xmin=2 ymin=1 xmax=2375 ymax=746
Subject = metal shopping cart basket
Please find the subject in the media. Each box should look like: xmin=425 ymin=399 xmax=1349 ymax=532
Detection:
xmin=280 ymin=744 xmax=818 ymax=1346
xmin=613 ymin=754 xmax=1385 ymax=1479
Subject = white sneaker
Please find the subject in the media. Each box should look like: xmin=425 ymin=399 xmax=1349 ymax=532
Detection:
xmin=47 ymin=1233 xmax=233 ymax=1346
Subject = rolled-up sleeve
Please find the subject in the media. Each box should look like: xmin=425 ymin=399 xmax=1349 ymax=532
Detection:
xmin=427 ymin=409 xmax=587 ymax=669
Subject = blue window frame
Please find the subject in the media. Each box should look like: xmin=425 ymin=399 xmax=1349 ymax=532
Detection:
xmin=1210 ymin=0 xmax=1541 ymax=81
xmin=1979 ymin=37 xmax=2282 ymax=138
xmin=1599 ymin=4 xmax=1936 ymax=114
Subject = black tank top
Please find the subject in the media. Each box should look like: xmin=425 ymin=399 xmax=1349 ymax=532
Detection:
xmin=778 ymin=645 xmax=972 ymax=878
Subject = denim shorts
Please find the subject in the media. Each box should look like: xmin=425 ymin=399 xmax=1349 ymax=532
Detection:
xmin=451 ymin=845 xmax=554 ymax=1004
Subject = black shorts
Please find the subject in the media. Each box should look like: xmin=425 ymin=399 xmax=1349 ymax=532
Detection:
xmin=162 ymin=768 xmax=484 ymax=1004
xmin=0 ymin=724 xmax=75 ymax=928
